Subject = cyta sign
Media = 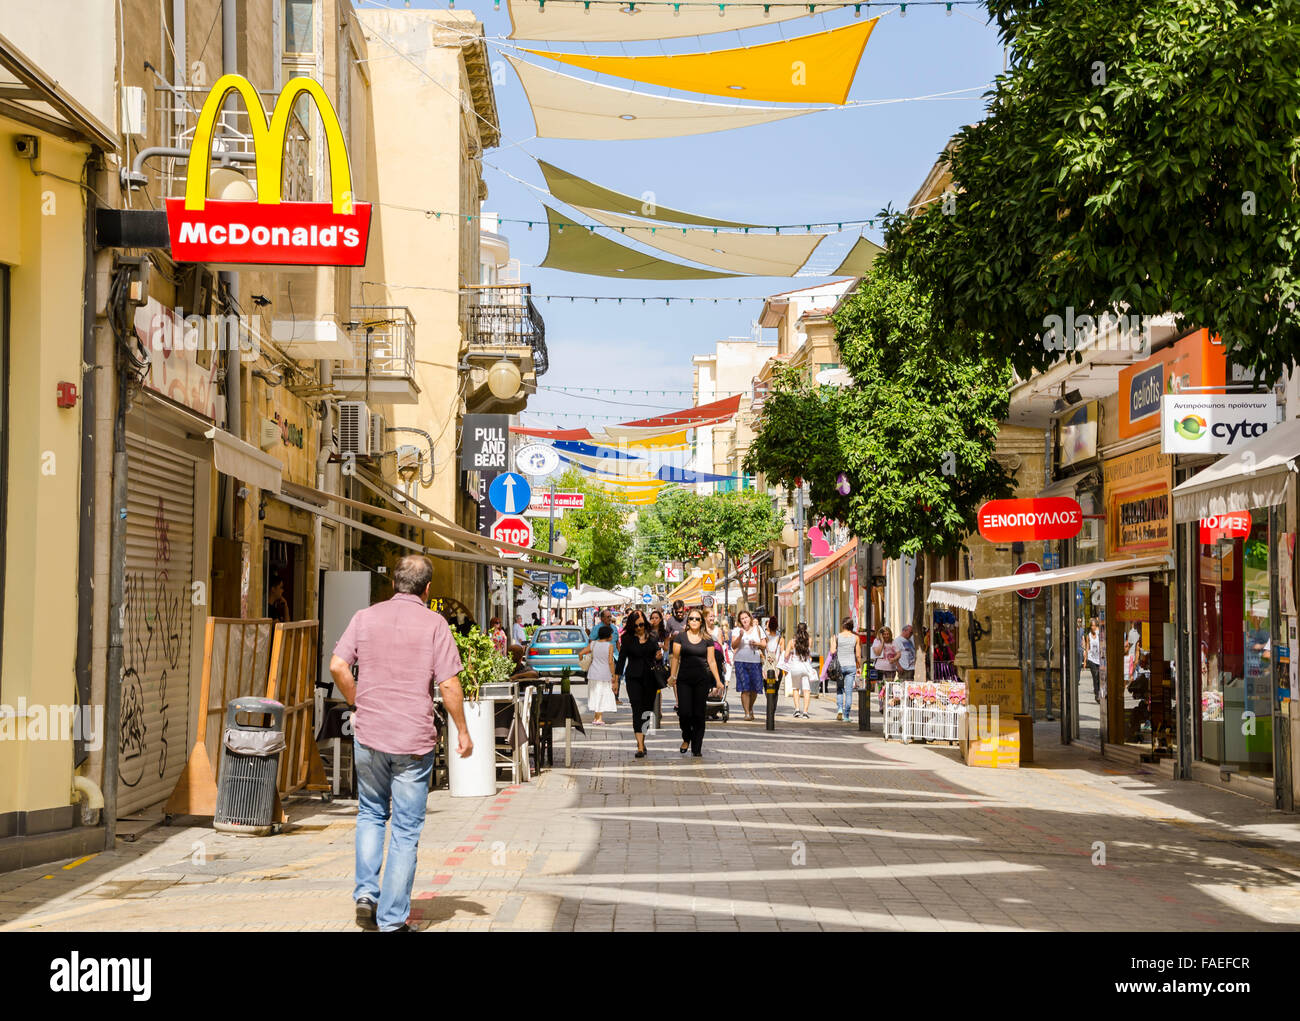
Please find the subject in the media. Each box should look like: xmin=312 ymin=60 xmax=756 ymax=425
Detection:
xmin=461 ymin=414 xmax=509 ymax=472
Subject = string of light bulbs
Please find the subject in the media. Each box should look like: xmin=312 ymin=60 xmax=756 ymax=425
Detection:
xmin=454 ymin=1 xmax=979 ymax=13
xmin=368 ymin=281 xmax=779 ymax=303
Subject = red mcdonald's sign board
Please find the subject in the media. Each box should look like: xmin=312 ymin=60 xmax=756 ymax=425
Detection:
xmin=166 ymin=75 xmax=372 ymax=267
xmin=977 ymin=498 xmax=1083 ymax=542
xmin=1199 ymin=512 xmax=1251 ymax=545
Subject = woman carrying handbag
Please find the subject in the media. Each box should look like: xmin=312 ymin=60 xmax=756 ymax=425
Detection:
xmin=616 ymin=616 xmax=661 ymax=758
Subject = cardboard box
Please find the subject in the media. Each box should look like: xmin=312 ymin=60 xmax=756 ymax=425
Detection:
xmin=966 ymin=668 xmax=1024 ymax=715
xmin=960 ymin=710 xmax=1021 ymax=769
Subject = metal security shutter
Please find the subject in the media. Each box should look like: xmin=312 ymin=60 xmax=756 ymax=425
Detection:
xmin=117 ymin=432 xmax=198 ymax=817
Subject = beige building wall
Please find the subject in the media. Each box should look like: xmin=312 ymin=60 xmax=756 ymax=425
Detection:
xmin=357 ymin=8 xmax=498 ymax=611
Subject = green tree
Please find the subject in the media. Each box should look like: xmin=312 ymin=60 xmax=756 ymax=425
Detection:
xmin=883 ymin=0 xmax=1300 ymax=380
xmin=529 ymin=468 xmax=631 ymax=588
xmin=745 ymin=262 xmax=1015 ymax=631
xmin=652 ymin=488 xmax=782 ymax=566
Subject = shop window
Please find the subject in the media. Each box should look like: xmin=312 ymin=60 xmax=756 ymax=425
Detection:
xmin=1196 ymin=509 xmax=1274 ymax=778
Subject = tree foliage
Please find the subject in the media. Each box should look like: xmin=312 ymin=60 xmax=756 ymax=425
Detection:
xmin=529 ymin=468 xmax=630 ymax=588
xmin=744 ymin=262 xmax=1015 ymax=561
xmin=648 ymin=488 xmax=783 ymax=565
xmin=882 ymin=0 xmax=1300 ymax=381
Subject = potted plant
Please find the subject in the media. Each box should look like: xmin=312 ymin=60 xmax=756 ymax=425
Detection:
xmin=446 ymin=627 xmax=513 ymax=798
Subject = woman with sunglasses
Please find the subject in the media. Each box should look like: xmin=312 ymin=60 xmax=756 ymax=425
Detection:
xmin=616 ymin=615 xmax=661 ymax=757
xmin=668 ymin=608 xmax=723 ymax=757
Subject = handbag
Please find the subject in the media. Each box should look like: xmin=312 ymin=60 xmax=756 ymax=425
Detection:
xmin=653 ymin=662 xmax=670 ymax=689
xmin=579 ymin=648 xmax=593 ymax=671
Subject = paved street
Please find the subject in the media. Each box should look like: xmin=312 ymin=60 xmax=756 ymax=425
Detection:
xmin=3 ymin=692 xmax=1298 ymax=932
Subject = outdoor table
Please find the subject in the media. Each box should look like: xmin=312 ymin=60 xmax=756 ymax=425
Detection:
xmin=536 ymin=693 xmax=585 ymax=767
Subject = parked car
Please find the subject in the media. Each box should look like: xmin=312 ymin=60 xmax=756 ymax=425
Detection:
xmin=526 ymin=627 xmax=590 ymax=677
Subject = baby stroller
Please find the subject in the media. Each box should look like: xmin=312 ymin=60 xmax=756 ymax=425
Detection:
xmin=705 ymin=679 xmax=730 ymax=722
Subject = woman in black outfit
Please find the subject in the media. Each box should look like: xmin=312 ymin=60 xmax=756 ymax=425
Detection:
xmin=616 ymin=616 xmax=660 ymax=758
xmin=668 ymin=608 xmax=723 ymax=757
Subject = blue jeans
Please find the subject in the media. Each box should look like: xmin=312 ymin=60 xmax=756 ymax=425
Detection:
xmin=354 ymin=741 xmax=435 ymax=931
xmin=836 ymin=659 xmax=856 ymax=717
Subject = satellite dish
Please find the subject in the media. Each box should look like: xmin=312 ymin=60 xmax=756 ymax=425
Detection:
xmin=815 ymin=367 xmax=854 ymax=387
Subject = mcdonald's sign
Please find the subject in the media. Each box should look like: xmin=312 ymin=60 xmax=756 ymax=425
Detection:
xmin=165 ymin=75 xmax=371 ymax=267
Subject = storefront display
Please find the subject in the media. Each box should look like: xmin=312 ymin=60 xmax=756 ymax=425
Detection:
xmin=883 ymin=680 xmax=967 ymax=743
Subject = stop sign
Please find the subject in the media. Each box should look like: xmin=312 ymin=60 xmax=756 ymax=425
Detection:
xmin=1015 ymin=561 xmax=1042 ymax=599
xmin=491 ymin=515 xmax=533 ymax=555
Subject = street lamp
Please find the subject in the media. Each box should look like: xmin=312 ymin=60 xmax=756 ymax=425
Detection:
xmin=487 ymin=358 xmax=522 ymax=400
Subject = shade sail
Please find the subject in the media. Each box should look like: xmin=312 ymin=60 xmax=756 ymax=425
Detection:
xmin=507 ymin=0 xmax=849 ymax=42
xmin=575 ymin=205 xmax=824 ymax=276
xmin=511 ymin=425 xmax=594 ymax=440
xmin=539 ymin=205 xmax=740 ymax=280
xmin=205 ymin=427 xmax=283 ymax=493
xmin=601 ymin=393 xmax=743 ymax=441
xmin=926 ymin=554 xmax=1171 ymax=612
xmin=1170 ymin=416 xmax=1300 ymax=522
xmin=831 ymin=236 xmax=885 ymax=276
xmin=656 ymin=465 xmax=739 ymax=484
xmin=508 ymin=56 xmax=819 ymax=140
xmin=553 ymin=440 xmax=645 ymax=461
xmin=540 ymin=159 xmax=756 ymax=228
xmin=525 ymin=18 xmax=877 ymax=104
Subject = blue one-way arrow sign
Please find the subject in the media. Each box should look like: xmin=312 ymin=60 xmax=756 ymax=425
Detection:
xmin=550 ymin=581 xmax=569 ymax=600
xmin=488 ymin=472 xmax=531 ymax=515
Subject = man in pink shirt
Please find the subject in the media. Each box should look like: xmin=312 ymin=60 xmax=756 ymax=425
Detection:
xmin=329 ymin=555 xmax=471 ymax=932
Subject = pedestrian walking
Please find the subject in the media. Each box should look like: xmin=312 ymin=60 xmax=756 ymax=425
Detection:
xmin=785 ymin=622 xmax=816 ymax=718
xmin=1085 ymin=618 xmax=1103 ymax=703
xmin=511 ymin=614 xmax=527 ymax=646
xmin=668 ymin=608 xmax=723 ymax=757
xmin=829 ymin=617 xmax=862 ymax=721
xmin=871 ymin=626 xmax=900 ymax=716
xmin=328 ymin=555 xmax=471 ymax=933
xmin=584 ymin=625 xmax=618 ymax=725
xmin=664 ymin=600 xmax=687 ymax=646
xmin=896 ymin=625 xmax=917 ymax=679
xmin=761 ymin=616 xmax=785 ymax=705
xmin=617 ymin=614 xmax=661 ymax=757
xmin=731 ymin=609 xmax=766 ymax=722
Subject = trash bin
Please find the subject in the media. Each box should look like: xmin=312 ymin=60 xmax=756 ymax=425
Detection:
xmin=214 ymin=697 xmax=285 ymax=836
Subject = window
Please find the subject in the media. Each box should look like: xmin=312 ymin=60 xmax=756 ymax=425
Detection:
xmin=283 ymin=0 xmax=315 ymax=54
xmin=818 ymin=362 xmax=839 ymax=373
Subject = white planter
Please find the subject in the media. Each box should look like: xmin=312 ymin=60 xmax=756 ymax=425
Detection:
xmin=446 ymin=698 xmax=497 ymax=798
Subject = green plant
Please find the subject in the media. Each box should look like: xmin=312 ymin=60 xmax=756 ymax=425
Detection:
xmin=452 ymin=626 xmax=512 ymax=701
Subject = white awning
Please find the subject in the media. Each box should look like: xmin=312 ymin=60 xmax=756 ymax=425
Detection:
xmin=927 ymin=554 xmax=1171 ymax=612
xmin=204 ymin=427 xmax=283 ymax=493
xmin=1036 ymin=469 xmax=1096 ymax=500
xmin=1171 ymin=416 xmax=1300 ymax=523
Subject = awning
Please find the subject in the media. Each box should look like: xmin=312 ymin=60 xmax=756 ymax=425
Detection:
xmin=1171 ymin=417 xmax=1300 ymax=523
xmin=1036 ymin=469 xmax=1097 ymax=500
xmin=538 ymin=160 xmax=757 ymax=229
xmin=802 ymin=538 xmax=858 ymax=584
xmin=204 ymin=427 xmax=283 ymax=493
xmin=927 ymin=554 xmax=1171 ymax=611
xmin=539 ymin=205 xmax=740 ymax=280
xmin=831 ymin=237 xmax=885 ymax=277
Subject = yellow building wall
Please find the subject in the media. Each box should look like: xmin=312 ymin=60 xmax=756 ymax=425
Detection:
xmin=0 ymin=121 xmax=90 ymax=816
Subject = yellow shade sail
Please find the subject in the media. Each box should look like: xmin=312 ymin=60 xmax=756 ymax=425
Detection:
xmin=525 ymin=18 xmax=878 ymax=105
xmin=508 ymin=56 xmax=821 ymax=140
xmin=575 ymin=205 xmax=824 ymax=276
xmin=539 ymin=205 xmax=741 ymax=280
xmin=539 ymin=160 xmax=757 ymax=229
xmin=507 ymin=0 xmax=850 ymax=42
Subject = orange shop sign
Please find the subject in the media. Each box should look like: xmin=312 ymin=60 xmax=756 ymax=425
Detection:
xmin=166 ymin=75 xmax=372 ymax=267
xmin=1116 ymin=329 xmax=1226 ymax=439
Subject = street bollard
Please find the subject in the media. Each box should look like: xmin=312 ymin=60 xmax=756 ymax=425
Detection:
xmin=764 ymin=673 xmax=780 ymax=731
xmin=858 ymin=668 xmax=872 ymax=732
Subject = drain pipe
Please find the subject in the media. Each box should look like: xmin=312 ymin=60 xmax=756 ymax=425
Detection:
xmin=220 ymin=0 xmax=241 ymax=537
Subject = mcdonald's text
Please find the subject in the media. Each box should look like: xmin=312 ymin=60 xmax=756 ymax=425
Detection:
xmin=166 ymin=198 xmax=371 ymax=267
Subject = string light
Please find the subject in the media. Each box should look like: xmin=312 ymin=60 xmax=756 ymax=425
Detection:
xmin=381 ymin=203 xmax=878 ymax=234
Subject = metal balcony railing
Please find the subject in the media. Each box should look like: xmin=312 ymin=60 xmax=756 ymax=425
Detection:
xmin=465 ymin=284 xmax=549 ymax=376
xmin=339 ymin=307 xmax=417 ymax=381
xmin=153 ymin=84 xmax=312 ymax=202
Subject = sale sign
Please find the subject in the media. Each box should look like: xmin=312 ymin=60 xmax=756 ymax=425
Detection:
xmin=1199 ymin=512 xmax=1251 ymax=545
xmin=977 ymin=498 xmax=1083 ymax=542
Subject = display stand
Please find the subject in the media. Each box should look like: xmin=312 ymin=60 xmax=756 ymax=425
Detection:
xmin=883 ymin=680 xmax=967 ymax=743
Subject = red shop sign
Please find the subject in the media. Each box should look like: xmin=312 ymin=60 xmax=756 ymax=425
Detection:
xmin=1199 ymin=512 xmax=1251 ymax=545
xmin=977 ymin=498 xmax=1083 ymax=542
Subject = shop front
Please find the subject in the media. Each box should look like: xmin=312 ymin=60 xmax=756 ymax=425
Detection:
xmin=1171 ymin=417 xmax=1300 ymax=810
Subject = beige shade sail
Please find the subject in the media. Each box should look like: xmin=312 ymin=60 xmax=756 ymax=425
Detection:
xmin=524 ymin=18 xmax=877 ymax=104
xmin=507 ymin=0 xmax=850 ymax=42
xmin=539 ymin=205 xmax=741 ymax=279
xmin=574 ymin=205 xmax=823 ymax=276
xmin=539 ymin=159 xmax=757 ymax=228
xmin=831 ymin=236 xmax=885 ymax=276
xmin=508 ymin=56 xmax=820 ymax=140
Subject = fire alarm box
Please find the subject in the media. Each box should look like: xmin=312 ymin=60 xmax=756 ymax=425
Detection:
xmin=56 ymin=382 xmax=78 ymax=408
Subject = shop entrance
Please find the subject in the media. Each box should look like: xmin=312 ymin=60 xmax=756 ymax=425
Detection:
xmin=1109 ymin=576 xmax=1175 ymax=759
xmin=1195 ymin=509 xmax=1274 ymax=779
xmin=1069 ymin=579 xmax=1105 ymax=746
xmin=264 ymin=533 xmax=306 ymax=624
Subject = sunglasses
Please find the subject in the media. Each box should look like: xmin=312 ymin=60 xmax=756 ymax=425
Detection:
xmin=687 ymin=616 xmax=702 ymax=623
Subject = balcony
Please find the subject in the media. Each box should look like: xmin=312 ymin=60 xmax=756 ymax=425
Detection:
xmin=463 ymin=284 xmax=548 ymax=413
xmin=335 ymin=307 xmax=420 ymax=405
xmin=150 ymin=85 xmax=312 ymax=201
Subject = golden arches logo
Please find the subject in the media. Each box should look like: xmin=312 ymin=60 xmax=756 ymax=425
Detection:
xmin=185 ymin=74 xmax=353 ymax=214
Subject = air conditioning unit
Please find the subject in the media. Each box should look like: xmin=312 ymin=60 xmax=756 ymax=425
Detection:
xmin=369 ymin=411 xmax=389 ymax=455
xmin=338 ymin=401 xmax=371 ymax=456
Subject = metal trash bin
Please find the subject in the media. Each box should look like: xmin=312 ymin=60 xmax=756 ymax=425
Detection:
xmin=214 ymin=697 xmax=285 ymax=836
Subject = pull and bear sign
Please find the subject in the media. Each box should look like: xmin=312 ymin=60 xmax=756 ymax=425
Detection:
xmin=166 ymin=75 xmax=372 ymax=266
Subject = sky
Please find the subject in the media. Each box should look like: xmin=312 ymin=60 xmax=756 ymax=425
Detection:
xmin=356 ymin=0 xmax=1005 ymax=428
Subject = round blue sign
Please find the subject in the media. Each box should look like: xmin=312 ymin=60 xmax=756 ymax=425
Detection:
xmin=641 ymin=593 xmax=653 ymax=604
xmin=488 ymin=472 xmax=531 ymax=516
xmin=550 ymin=581 xmax=569 ymax=600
